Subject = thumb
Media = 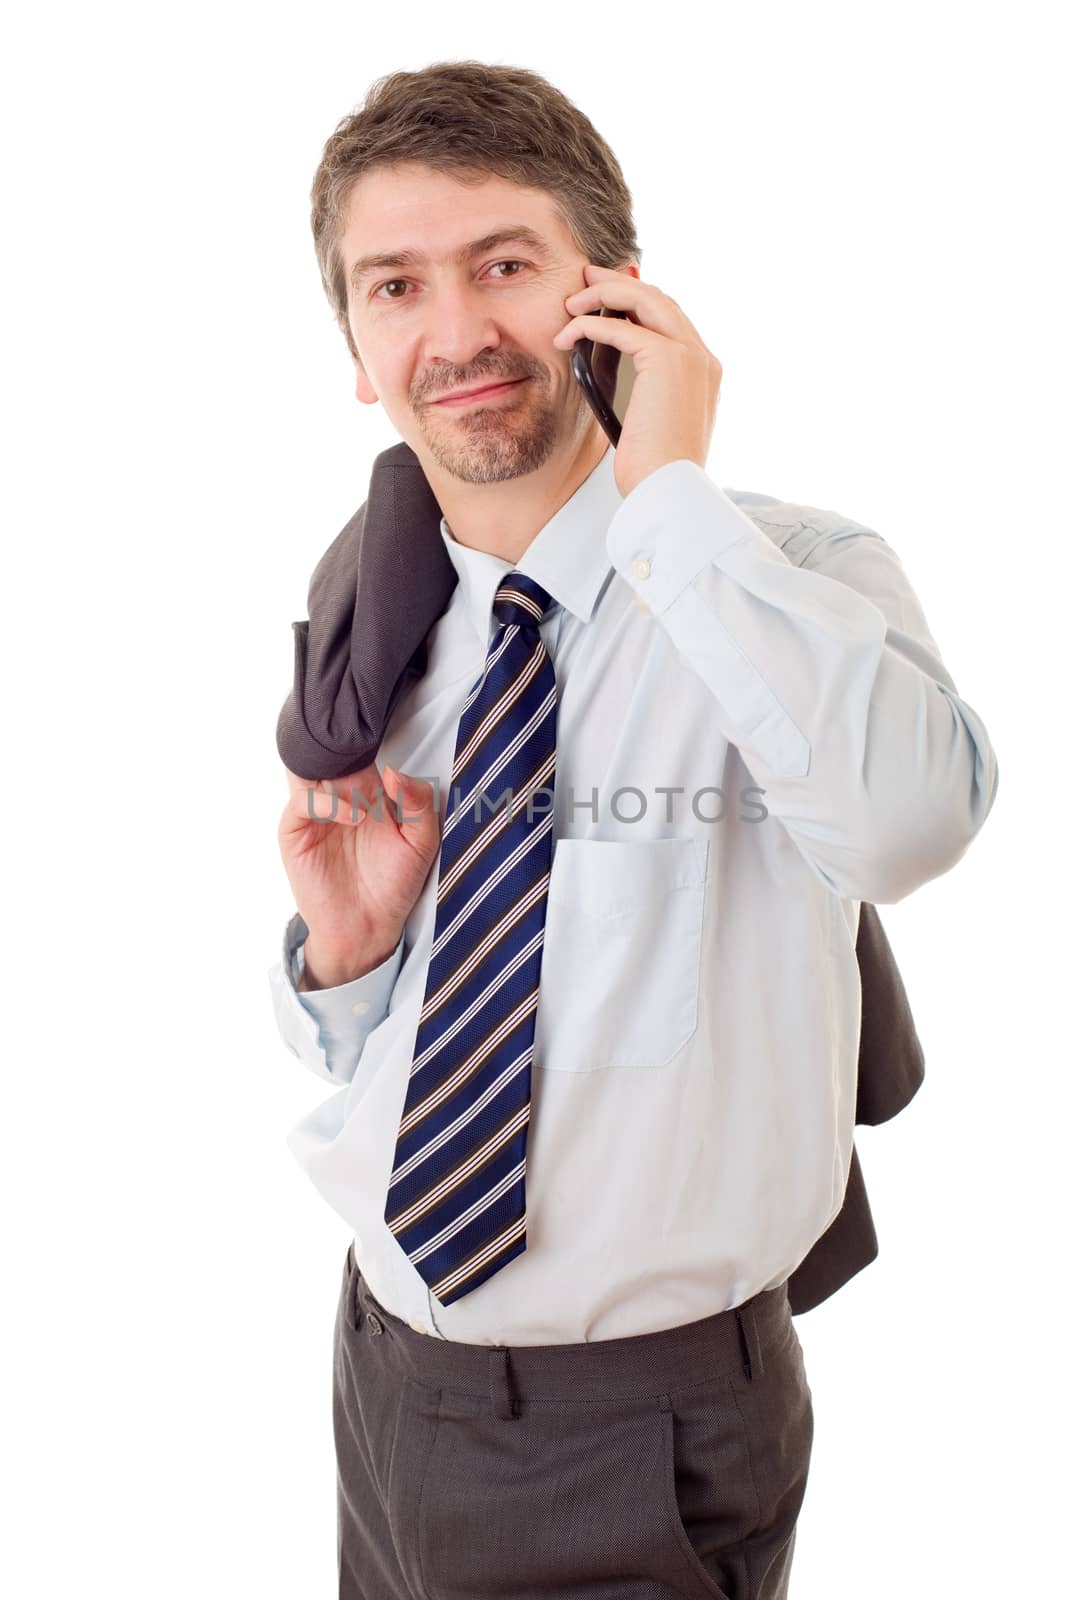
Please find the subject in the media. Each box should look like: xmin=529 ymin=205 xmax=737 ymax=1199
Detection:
xmin=382 ymin=766 xmax=439 ymax=847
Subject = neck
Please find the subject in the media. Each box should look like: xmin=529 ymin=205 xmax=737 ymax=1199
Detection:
xmin=426 ymin=426 xmax=611 ymax=565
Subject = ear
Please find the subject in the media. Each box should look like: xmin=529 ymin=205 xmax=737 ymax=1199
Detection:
xmin=355 ymin=364 xmax=379 ymax=406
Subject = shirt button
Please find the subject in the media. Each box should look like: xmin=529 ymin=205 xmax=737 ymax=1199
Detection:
xmin=631 ymin=556 xmax=652 ymax=580
xmin=411 ymin=1319 xmax=428 ymax=1335
xmin=351 ymin=1001 xmax=369 ymax=1015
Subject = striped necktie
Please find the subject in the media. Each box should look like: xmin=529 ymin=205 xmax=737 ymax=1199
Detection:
xmin=384 ymin=571 xmax=559 ymax=1306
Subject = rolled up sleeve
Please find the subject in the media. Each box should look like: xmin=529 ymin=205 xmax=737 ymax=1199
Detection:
xmin=606 ymin=461 xmax=999 ymax=903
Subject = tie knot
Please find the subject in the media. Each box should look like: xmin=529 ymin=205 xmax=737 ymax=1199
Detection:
xmin=493 ymin=571 xmax=557 ymax=631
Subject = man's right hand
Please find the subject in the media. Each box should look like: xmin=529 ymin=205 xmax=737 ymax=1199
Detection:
xmin=277 ymin=762 xmax=443 ymax=988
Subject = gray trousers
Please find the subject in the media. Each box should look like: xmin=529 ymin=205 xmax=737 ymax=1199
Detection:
xmin=333 ymin=1242 xmax=815 ymax=1599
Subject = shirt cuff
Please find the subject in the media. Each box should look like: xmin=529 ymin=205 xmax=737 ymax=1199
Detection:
xmin=606 ymin=459 xmax=764 ymax=612
xmin=285 ymin=912 xmax=404 ymax=1049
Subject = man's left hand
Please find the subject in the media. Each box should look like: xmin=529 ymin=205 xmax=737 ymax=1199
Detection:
xmin=553 ymin=264 xmax=722 ymax=499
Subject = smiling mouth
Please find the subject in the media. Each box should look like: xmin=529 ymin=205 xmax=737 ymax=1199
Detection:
xmin=433 ymin=378 xmax=529 ymax=407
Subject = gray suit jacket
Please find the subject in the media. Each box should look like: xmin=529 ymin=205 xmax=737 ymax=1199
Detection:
xmin=277 ymin=441 xmax=926 ymax=1315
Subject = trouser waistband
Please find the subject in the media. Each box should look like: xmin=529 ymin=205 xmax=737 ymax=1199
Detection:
xmin=346 ymin=1244 xmax=793 ymax=1421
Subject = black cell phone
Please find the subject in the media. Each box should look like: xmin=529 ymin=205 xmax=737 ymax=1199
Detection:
xmin=570 ymin=307 xmax=636 ymax=446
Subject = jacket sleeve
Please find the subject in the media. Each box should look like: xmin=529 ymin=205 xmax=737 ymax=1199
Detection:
xmin=605 ymin=461 xmax=999 ymax=904
xmin=266 ymin=911 xmax=404 ymax=1084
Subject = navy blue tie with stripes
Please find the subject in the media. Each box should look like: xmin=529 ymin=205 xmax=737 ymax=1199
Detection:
xmin=384 ymin=571 xmax=560 ymax=1306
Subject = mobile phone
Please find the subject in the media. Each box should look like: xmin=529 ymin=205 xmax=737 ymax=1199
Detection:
xmin=570 ymin=308 xmax=636 ymax=446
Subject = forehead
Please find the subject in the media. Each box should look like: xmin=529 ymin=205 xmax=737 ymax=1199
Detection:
xmin=339 ymin=164 xmax=573 ymax=276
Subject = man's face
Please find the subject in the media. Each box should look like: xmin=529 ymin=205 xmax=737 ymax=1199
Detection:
xmin=338 ymin=163 xmax=630 ymax=484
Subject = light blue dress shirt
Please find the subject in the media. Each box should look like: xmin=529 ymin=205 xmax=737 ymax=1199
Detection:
xmin=268 ymin=450 xmax=998 ymax=1345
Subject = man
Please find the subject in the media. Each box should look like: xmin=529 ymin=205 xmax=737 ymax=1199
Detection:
xmin=268 ymin=62 xmax=999 ymax=1599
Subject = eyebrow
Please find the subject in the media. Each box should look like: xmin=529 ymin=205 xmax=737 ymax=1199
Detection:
xmin=348 ymin=225 xmax=555 ymax=293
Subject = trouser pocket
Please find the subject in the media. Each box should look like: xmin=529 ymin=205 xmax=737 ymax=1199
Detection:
xmin=412 ymin=1386 xmax=737 ymax=1600
xmin=671 ymin=1321 xmax=814 ymax=1600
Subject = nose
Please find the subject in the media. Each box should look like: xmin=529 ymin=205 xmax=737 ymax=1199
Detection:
xmin=423 ymin=280 xmax=504 ymax=373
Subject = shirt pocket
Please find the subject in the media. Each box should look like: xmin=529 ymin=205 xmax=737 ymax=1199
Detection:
xmin=535 ymin=836 xmax=709 ymax=1072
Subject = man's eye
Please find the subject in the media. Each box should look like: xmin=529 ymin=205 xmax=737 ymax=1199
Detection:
xmin=371 ymin=261 xmax=527 ymax=300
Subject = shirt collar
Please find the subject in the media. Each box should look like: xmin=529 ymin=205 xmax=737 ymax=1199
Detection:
xmin=438 ymin=446 xmax=622 ymax=647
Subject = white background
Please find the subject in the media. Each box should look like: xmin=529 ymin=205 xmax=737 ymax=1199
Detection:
xmin=4 ymin=2 xmax=1061 ymax=1594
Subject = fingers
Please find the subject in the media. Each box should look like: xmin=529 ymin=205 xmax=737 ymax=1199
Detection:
xmin=282 ymin=761 xmax=440 ymax=846
xmin=553 ymin=311 xmax=658 ymax=355
xmin=281 ymin=781 xmax=358 ymax=828
xmin=560 ymin=270 xmax=697 ymax=340
xmin=283 ymin=761 xmax=385 ymax=825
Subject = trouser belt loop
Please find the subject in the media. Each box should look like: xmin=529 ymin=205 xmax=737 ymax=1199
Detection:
xmin=489 ymin=1346 xmax=518 ymax=1419
xmin=735 ymin=1301 xmax=764 ymax=1383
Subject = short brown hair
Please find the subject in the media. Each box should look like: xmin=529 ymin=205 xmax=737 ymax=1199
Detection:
xmin=310 ymin=60 xmax=642 ymax=365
